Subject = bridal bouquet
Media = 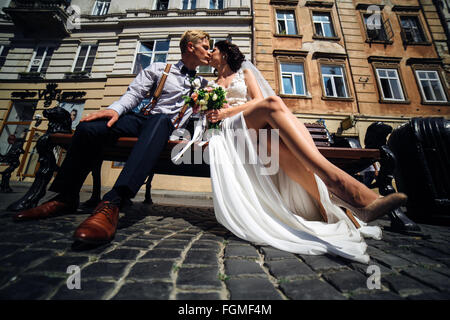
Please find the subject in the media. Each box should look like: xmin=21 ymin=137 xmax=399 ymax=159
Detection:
xmin=183 ymin=85 xmax=228 ymax=129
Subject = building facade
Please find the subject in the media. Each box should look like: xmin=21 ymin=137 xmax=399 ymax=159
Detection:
xmin=0 ymin=0 xmax=251 ymax=192
xmin=254 ymin=0 xmax=449 ymax=141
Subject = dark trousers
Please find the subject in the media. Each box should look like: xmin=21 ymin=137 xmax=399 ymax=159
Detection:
xmin=49 ymin=112 xmax=174 ymax=201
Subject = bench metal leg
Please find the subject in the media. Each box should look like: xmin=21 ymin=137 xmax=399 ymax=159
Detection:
xmin=80 ymin=159 xmax=102 ymax=209
xmin=144 ymin=171 xmax=155 ymax=204
xmin=377 ymin=145 xmax=421 ymax=232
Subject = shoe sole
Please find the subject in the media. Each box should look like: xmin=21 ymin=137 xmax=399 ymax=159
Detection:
xmin=72 ymin=234 xmax=115 ymax=245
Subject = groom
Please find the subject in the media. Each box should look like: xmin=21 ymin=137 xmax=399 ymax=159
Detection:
xmin=14 ymin=30 xmax=211 ymax=244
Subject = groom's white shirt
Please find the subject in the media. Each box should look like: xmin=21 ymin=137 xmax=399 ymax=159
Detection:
xmin=107 ymin=60 xmax=206 ymax=128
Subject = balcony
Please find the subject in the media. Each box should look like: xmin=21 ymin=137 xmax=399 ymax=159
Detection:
xmin=3 ymin=0 xmax=73 ymax=38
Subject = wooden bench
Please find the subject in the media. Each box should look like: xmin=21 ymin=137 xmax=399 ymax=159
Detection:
xmin=48 ymin=123 xmax=381 ymax=205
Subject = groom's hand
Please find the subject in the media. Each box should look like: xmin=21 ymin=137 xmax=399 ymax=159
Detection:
xmin=80 ymin=109 xmax=119 ymax=128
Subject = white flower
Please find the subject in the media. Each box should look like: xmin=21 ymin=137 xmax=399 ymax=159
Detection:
xmin=212 ymin=94 xmax=218 ymax=101
xmin=204 ymin=93 xmax=210 ymax=101
xmin=193 ymin=78 xmax=201 ymax=88
xmin=201 ymin=105 xmax=208 ymax=111
xmin=199 ymin=99 xmax=206 ymax=105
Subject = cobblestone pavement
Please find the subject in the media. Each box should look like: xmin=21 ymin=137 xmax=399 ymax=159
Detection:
xmin=0 ymin=182 xmax=449 ymax=300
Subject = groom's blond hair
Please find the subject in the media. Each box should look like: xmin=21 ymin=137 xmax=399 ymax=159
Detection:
xmin=180 ymin=30 xmax=210 ymax=53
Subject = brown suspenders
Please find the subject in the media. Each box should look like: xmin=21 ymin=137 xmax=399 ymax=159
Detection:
xmin=141 ymin=63 xmax=191 ymax=129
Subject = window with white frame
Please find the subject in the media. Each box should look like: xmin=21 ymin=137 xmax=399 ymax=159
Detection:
xmin=155 ymin=0 xmax=169 ymax=10
xmin=133 ymin=40 xmax=170 ymax=74
xmin=0 ymin=45 xmax=10 ymax=69
xmin=210 ymin=0 xmax=224 ymax=9
xmin=280 ymin=62 xmax=306 ymax=95
xmin=313 ymin=12 xmax=336 ymax=38
xmin=198 ymin=38 xmax=226 ymax=74
xmin=276 ymin=10 xmax=298 ymax=35
xmin=72 ymin=44 xmax=98 ymax=73
xmin=415 ymin=70 xmax=447 ymax=103
xmin=321 ymin=65 xmax=349 ymax=98
xmin=375 ymin=68 xmax=405 ymax=101
xmin=92 ymin=0 xmax=110 ymax=16
xmin=28 ymin=46 xmax=54 ymax=75
xmin=182 ymin=0 xmax=196 ymax=9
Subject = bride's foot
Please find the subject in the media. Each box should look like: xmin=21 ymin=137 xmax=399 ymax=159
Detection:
xmin=329 ymin=192 xmax=408 ymax=223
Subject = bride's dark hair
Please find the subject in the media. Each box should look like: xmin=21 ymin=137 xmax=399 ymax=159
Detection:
xmin=215 ymin=40 xmax=245 ymax=73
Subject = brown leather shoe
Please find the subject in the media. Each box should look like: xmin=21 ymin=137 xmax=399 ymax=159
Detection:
xmin=73 ymin=201 xmax=119 ymax=244
xmin=14 ymin=200 xmax=77 ymax=221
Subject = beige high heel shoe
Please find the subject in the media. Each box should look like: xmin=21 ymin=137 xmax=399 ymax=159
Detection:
xmin=330 ymin=192 xmax=408 ymax=223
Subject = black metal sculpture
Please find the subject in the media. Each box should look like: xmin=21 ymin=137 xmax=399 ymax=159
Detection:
xmin=0 ymin=137 xmax=25 ymax=193
xmin=364 ymin=122 xmax=420 ymax=232
xmin=7 ymin=107 xmax=72 ymax=211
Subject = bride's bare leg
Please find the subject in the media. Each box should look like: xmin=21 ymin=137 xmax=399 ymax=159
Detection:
xmin=266 ymin=134 xmax=328 ymax=222
xmin=243 ymin=96 xmax=378 ymax=208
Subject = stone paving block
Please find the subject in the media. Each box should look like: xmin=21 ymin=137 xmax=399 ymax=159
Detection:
xmin=390 ymin=250 xmax=443 ymax=267
xmin=225 ymin=278 xmax=283 ymax=300
xmin=112 ymin=281 xmax=173 ymax=300
xmin=127 ymin=261 xmax=174 ymax=280
xmin=177 ymin=266 xmax=222 ymax=289
xmin=154 ymin=239 xmax=190 ymax=249
xmin=412 ymin=246 xmax=450 ymax=262
xmin=351 ymin=262 xmax=394 ymax=277
xmin=0 ymin=275 xmax=64 ymax=300
xmin=140 ymin=249 xmax=182 ymax=260
xmin=350 ymin=291 xmax=403 ymax=300
xmin=368 ymin=247 xmax=413 ymax=269
xmin=0 ymin=249 xmax=55 ymax=270
xmin=100 ymin=248 xmax=141 ymax=261
xmin=225 ymin=259 xmax=265 ymax=276
xmin=382 ymin=274 xmax=437 ymax=297
xmin=121 ymin=239 xmax=154 ymax=249
xmin=407 ymin=291 xmax=450 ymax=300
xmin=279 ymin=279 xmax=346 ymax=300
xmin=0 ymin=244 xmax=22 ymax=258
xmin=183 ymin=250 xmax=218 ymax=266
xmin=176 ymin=292 xmax=222 ymax=300
xmin=300 ymin=254 xmax=349 ymax=271
xmin=322 ymin=270 xmax=369 ymax=293
xmin=81 ymin=262 xmax=128 ymax=280
xmin=26 ymin=255 xmax=90 ymax=275
xmin=401 ymin=267 xmax=450 ymax=292
xmin=224 ymin=245 xmax=259 ymax=259
xmin=52 ymin=280 xmax=116 ymax=300
xmin=259 ymin=246 xmax=298 ymax=260
xmin=266 ymin=259 xmax=315 ymax=279
xmin=190 ymin=241 xmax=221 ymax=251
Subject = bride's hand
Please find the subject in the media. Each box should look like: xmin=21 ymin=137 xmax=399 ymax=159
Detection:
xmin=205 ymin=109 xmax=226 ymax=123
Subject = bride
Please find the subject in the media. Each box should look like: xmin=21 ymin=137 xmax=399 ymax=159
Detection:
xmin=197 ymin=41 xmax=406 ymax=264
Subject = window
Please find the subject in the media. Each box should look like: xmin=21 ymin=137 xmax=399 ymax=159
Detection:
xmin=182 ymin=0 xmax=196 ymax=10
xmin=0 ymin=102 xmax=35 ymax=157
xmin=400 ymin=15 xmax=427 ymax=43
xmin=155 ymin=0 xmax=169 ymax=10
xmin=72 ymin=44 xmax=98 ymax=73
xmin=27 ymin=46 xmax=54 ymax=75
xmin=280 ymin=63 xmax=306 ymax=95
xmin=375 ymin=68 xmax=405 ymax=101
xmin=276 ymin=10 xmax=298 ymax=35
xmin=210 ymin=0 xmax=224 ymax=9
xmin=133 ymin=40 xmax=170 ymax=74
xmin=313 ymin=12 xmax=336 ymax=38
xmin=92 ymin=0 xmax=110 ymax=16
xmin=198 ymin=38 xmax=226 ymax=74
xmin=321 ymin=65 xmax=349 ymax=98
xmin=363 ymin=14 xmax=390 ymax=42
xmin=415 ymin=70 xmax=447 ymax=103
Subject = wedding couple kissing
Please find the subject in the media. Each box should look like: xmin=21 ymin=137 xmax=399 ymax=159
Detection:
xmin=14 ymin=30 xmax=407 ymax=264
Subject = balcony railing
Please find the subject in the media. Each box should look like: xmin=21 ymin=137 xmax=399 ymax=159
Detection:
xmin=3 ymin=0 xmax=72 ymax=37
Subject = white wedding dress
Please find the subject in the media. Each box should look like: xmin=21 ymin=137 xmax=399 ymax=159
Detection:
xmin=207 ymin=69 xmax=382 ymax=264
